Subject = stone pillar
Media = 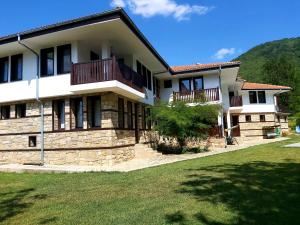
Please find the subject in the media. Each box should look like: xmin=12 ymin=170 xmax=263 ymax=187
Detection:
xmin=83 ymin=96 xmax=88 ymax=129
xmin=10 ymin=105 xmax=15 ymax=118
xmin=102 ymin=41 xmax=111 ymax=59
xmin=65 ymin=98 xmax=71 ymax=130
xmin=226 ymin=110 xmax=232 ymax=136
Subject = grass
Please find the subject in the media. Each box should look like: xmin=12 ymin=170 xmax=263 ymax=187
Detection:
xmin=1 ymin=135 xmax=300 ymax=225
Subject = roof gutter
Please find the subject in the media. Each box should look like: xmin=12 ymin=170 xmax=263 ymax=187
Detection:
xmin=17 ymin=34 xmax=44 ymax=166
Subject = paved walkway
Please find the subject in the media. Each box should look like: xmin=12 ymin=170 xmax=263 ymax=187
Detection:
xmin=284 ymin=142 xmax=300 ymax=148
xmin=0 ymin=137 xmax=289 ymax=173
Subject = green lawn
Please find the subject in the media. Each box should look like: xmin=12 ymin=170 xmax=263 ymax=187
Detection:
xmin=1 ymin=136 xmax=300 ymax=225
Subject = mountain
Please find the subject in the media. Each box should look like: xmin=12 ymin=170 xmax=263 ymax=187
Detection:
xmin=234 ymin=37 xmax=300 ymax=82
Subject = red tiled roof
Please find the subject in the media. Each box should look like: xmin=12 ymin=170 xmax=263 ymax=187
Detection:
xmin=171 ymin=61 xmax=240 ymax=73
xmin=242 ymin=82 xmax=292 ymax=90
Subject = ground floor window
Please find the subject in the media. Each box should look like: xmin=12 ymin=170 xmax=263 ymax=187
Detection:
xmin=118 ymin=98 xmax=125 ymax=129
xmin=127 ymin=101 xmax=133 ymax=129
xmin=71 ymin=98 xmax=83 ymax=129
xmin=87 ymin=96 xmax=101 ymax=128
xmin=245 ymin=115 xmax=251 ymax=122
xmin=1 ymin=105 xmax=10 ymax=119
xmin=260 ymin=115 xmax=266 ymax=122
xmin=15 ymin=104 xmax=26 ymax=118
xmin=53 ymin=100 xmax=65 ymax=130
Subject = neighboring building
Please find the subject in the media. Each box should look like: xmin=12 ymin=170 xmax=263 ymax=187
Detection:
xmin=0 ymin=9 xmax=291 ymax=166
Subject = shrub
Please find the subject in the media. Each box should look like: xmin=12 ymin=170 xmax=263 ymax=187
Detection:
xmin=296 ymin=118 xmax=300 ymax=126
xmin=282 ymin=130 xmax=289 ymax=137
xmin=150 ymin=101 xmax=220 ymax=148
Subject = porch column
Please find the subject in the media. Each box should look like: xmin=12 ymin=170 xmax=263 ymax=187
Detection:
xmin=226 ymin=110 xmax=232 ymax=136
xmin=101 ymin=41 xmax=111 ymax=59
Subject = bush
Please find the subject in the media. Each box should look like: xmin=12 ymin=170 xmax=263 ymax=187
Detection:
xmin=282 ymin=130 xmax=289 ymax=137
xmin=156 ymin=143 xmax=208 ymax=155
xmin=296 ymin=118 xmax=300 ymax=126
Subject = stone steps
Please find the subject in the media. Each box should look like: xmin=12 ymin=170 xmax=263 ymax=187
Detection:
xmin=134 ymin=143 xmax=162 ymax=159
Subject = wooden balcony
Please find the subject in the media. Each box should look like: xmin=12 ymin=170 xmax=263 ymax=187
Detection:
xmin=173 ymin=88 xmax=220 ymax=103
xmin=230 ymin=96 xmax=243 ymax=107
xmin=71 ymin=57 xmax=144 ymax=93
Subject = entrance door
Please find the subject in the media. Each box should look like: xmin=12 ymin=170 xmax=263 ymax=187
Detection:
xmin=231 ymin=115 xmax=240 ymax=137
xmin=134 ymin=103 xmax=139 ymax=143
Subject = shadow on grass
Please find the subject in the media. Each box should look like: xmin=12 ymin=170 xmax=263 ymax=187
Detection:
xmin=0 ymin=188 xmax=49 ymax=223
xmin=167 ymin=161 xmax=300 ymax=225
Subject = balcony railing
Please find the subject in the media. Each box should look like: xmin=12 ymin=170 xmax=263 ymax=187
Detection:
xmin=230 ymin=96 xmax=243 ymax=107
xmin=173 ymin=88 xmax=220 ymax=103
xmin=71 ymin=57 xmax=144 ymax=93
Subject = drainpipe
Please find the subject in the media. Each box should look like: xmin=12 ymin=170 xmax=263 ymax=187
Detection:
xmin=17 ymin=34 xmax=44 ymax=165
xmin=218 ymin=66 xmax=225 ymax=138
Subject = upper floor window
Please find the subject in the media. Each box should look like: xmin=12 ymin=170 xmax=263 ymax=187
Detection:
xmin=193 ymin=77 xmax=204 ymax=91
xmin=164 ymin=80 xmax=172 ymax=88
xmin=87 ymin=96 xmax=101 ymax=128
xmin=258 ymin=91 xmax=266 ymax=103
xmin=57 ymin=44 xmax=71 ymax=74
xmin=0 ymin=57 xmax=9 ymax=83
xmin=1 ymin=105 xmax=10 ymax=119
xmin=180 ymin=78 xmax=191 ymax=93
xmin=41 ymin=47 xmax=54 ymax=77
xmin=15 ymin=104 xmax=26 ymax=118
xmin=249 ymin=91 xmax=266 ymax=104
xmin=136 ymin=60 xmax=152 ymax=90
xmin=11 ymin=54 xmax=23 ymax=82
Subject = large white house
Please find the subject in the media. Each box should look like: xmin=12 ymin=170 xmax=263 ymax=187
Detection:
xmin=0 ymin=8 xmax=291 ymax=166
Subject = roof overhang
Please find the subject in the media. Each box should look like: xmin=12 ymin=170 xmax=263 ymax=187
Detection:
xmin=0 ymin=8 xmax=169 ymax=71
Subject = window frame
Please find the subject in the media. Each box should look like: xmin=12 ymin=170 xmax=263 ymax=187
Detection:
xmin=260 ymin=115 xmax=266 ymax=122
xmin=57 ymin=44 xmax=71 ymax=75
xmin=249 ymin=91 xmax=258 ymax=104
xmin=15 ymin=104 xmax=26 ymax=118
xmin=1 ymin=105 xmax=10 ymax=120
xmin=0 ymin=57 xmax=9 ymax=84
xmin=193 ymin=76 xmax=204 ymax=91
xmin=245 ymin=115 xmax=251 ymax=122
xmin=40 ymin=47 xmax=54 ymax=77
xmin=87 ymin=96 xmax=102 ymax=128
xmin=10 ymin=54 xmax=23 ymax=82
xmin=127 ymin=101 xmax=133 ymax=129
xmin=118 ymin=98 xmax=125 ymax=129
xmin=179 ymin=78 xmax=192 ymax=93
xmin=258 ymin=91 xmax=266 ymax=104
xmin=53 ymin=100 xmax=65 ymax=130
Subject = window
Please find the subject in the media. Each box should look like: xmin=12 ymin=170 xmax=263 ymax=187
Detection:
xmin=147 ymin=69 xmax=152 ymax=90
xmin=258 ymin=91 xmax=266 ymax=103
xmin=53 ymin=100 xmax=65 ymax=130
xmin=71 ymin=98 xmax=83 ymax=129
xmin=87 ymin=96 xmax=101 ymax=128
xmin=245 ymin=115 xmax=251 ymax=122
xmin=180 ymin=78 xmax=191 ymax=93
xmin=127 ymin=101 xmax=133 ymax=129
xmin=41 ymin=48 xmax=54 ymax=76
xmin=0 ymin=57 xmax=9 ymax=83
xmin=277 ymin=115 xmax=280 ymax=122
xmin=142 ymin=105 xmax=146 ymax=130
xmin=136 ymin=60 xmax=151 ymax=89
xmin=15 ymin=104 xmax=26 ymax=118
xmin=146 ymin=108 xmax=151 ymax=129
xmin=57 ymin=44 xmax=71 ymax=74
xmin=28 ymin=136 xmax=37 ymax=147
xmin=260 ymin=115 xmax=266 ymax=122
xmin=1 ymin=105 xmax=10 ymax=119
xmin=193 ymin=77 xmax=204 ymax=91
xmin=118 ymin=98 xmax=125 ymax=128
xmin=284 ymin=116 xmax=287 ymax=122
xmin=11 ymin=54 xmax=23 ymax=81
xmin=164 ymin=80 xmax=172 ymax=88
xmin=249 ymin=91 xmax=257 ymax=104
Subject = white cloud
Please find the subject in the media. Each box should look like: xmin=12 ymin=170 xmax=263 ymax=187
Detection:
xmin=111 ymin=0 xmax=126 ymax=8
xmin=110 ymin=0 xmax=212 ymax=21
xmin=213 ymin=48 xmax=236 ymax=60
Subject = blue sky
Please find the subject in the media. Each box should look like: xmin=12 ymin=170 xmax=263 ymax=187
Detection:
xmin=0 ymin=0 xmax=299 ymax=66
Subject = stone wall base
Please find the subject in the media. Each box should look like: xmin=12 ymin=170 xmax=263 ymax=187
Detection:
xmin=0 ymin=147 xmax=135 ymax=166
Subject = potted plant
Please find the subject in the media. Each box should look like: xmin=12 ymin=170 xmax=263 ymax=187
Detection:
xmin=296 ymin=118 xmax=300 ymax=134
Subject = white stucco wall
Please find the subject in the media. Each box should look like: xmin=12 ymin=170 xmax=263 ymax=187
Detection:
xmin=240 ymin=90 xmax=276 ymax=113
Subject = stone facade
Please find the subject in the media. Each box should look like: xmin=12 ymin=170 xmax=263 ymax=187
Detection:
xmin=0 ymin=92 xmax=150 ymax=166
xmin=235 ymin=113 xmax=289 ymax=139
